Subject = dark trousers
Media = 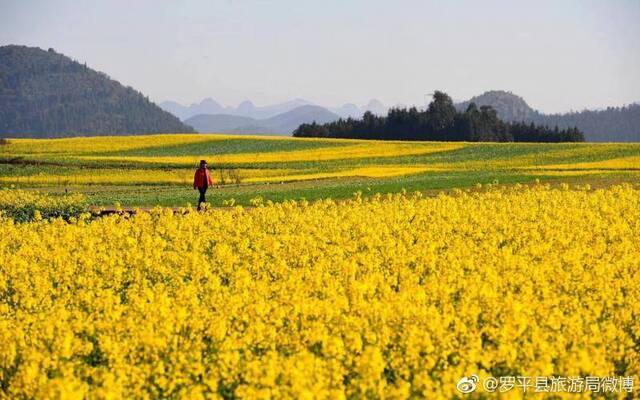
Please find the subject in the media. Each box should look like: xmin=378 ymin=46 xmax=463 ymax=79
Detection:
xmin=197 ymin=185 xmax=208 ymax=210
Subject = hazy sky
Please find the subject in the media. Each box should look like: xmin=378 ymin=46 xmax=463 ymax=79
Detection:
xmin=1 ymin=0 xmax=639 ymax=113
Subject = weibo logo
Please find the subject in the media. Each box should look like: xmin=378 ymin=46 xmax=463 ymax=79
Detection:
xmin=456 ymin=375 xmax=479 ymax=394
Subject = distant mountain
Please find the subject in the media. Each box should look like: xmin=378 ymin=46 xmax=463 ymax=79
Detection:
xmin=456 ymin=90 xmax=640 ymax=142
xmin=184 ymin=105 xmax=341 ymax=135
xmin=161 ymin=98 xmax=314 ymax=121
xmin=456 ymin=90 xmax=536 ymax=122
xmin=169 ymin=88 xmax=640 ymax=142
xmin=235 ymin=98 xmax=314 ymax=120
xmin=0 ymin=45 xmax=194 ymax=138
xmin=190 ymin=98 xmax=226 ymax=117
xmin=332 ymin=103 xmax=362 ymax=119
xmin=235 ymin=100 xmax=257 ymax=117
xmin=364 ymin=99 xmax=388 ymax=116
xmin=330 ymin=99 xmax=389 ymax=119
xmin=159 ymin=98 xmax=227 ymax=121
xmin=184 ymin=114 xmax=262 ymax=133
xmin=263 ymin=105 xmax=340 ymax=133
xmin=159 ymin=100 xmax=191 ymax=120
xmin=163 ymin=97 xmax=391 ymax=121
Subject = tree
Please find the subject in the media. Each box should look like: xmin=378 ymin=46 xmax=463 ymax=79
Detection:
xmin=293 ymin=91 xmax=584 ymax=143
xmin=426 ymin=91 xmax=457 ymax=138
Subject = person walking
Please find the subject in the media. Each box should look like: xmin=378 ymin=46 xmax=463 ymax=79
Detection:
xmin=193 ymin=160 xmax=214 ymax=210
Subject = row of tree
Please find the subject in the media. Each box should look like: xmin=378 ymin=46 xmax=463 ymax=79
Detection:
xmin=294 ymin=91 xmax=584 ymax=142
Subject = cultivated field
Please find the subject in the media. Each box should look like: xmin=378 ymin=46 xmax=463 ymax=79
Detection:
xmin=1 ymin=185 xmax=639 ymax=398
xmin=1 ymin=135 xmax=640 ymax=398
xmin=1 ymin=134 xmax=639 ymax=206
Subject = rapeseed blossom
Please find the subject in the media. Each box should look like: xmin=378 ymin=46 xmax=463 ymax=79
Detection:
xmin=0 ymin=184 xmax=638 ymax=399
xmin=79 ymin=142 xmax=462 ymax=166
xmin=2 ymin=135 xmax=638 ymax=187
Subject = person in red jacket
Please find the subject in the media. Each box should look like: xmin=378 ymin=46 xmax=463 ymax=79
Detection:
xmin=193 ymin=160 xmax=214 ymax=210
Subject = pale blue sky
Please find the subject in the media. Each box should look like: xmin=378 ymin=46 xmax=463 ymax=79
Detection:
xmin=1 ymin=0 xmax=639 ymax=112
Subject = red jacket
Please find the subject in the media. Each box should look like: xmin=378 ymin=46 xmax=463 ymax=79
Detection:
xmin=193 ymin=167 xmax=213 ymax=189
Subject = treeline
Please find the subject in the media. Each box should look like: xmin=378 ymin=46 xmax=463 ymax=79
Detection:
xmin=530 ymin=104 xmax=640 ymax=142
xmin=294 ymin=91 xmax=584 ymax=142
xmin=0 ymin=45 xmax=194 ymax=138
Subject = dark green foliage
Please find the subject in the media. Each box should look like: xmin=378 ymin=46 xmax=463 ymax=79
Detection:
xmin=0 ymin=199 xmax=88 ymax=223
xmin=294 ymin=91 xmax=584 ymax=143
xmin=427 ymin=91 xmax=457 ymax=134
xmin=0 ymin=200 xmax=88 ymax=222
xmin=0 ymin=189 xmax=88 ymax=222
xmin=530 ymin=105 xmax=640 ymax=142
xmin=0 ymin=45 xmax=195 ymax=138
xmin=457 ymin=90 xmax=535 ymax=122
xmin=456 ymin=90 xmax=640 ymax=142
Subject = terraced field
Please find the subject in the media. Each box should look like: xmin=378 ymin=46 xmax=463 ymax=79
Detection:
xmin=1 ymin=134 xmax=639 ymax=206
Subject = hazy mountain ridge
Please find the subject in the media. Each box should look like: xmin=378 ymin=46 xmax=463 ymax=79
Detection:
xmin=161 ymin=98 xmax=389 ymax=121
xmin=184 ymin=114 xmax=259 ymax=133
xmin=175 ymin=91 xmax=640 ymax=141
xmin=0 ymin=45 xmax=194 ymax=138
xmin=185 ymin=105 xmax=341 ymax=135
xmin=162 ymin=98 xmax=315 ymax=121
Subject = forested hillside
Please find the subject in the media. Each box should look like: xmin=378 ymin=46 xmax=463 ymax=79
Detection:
xmin=0 ymin=45 xmax=194 ymax=138
xmin=529 ymin=105 xmax=640 ymax=142
xmin=458 ymin=90 xmax=640 ymax=142
xmin=295 ymin=91 xmax=584 ymax=143
xmin=457 ymin=90 xmax=536 ymax=122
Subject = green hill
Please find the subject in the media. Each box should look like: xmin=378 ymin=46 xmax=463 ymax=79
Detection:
xmin=0 ymin=45 xmax=194 ymax=138
xmin=457 ymin=90 xmax=536 ymax=122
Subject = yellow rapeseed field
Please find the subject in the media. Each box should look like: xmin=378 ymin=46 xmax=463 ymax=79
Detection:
xmin=0 ymin=168 xmax=292 ymax=186
xmin=1 ymin=134 xmax=337 ymax=155
xmin=2 ymin=135 xmax=639 ymax=194
xmin=1 ymin=184 xmax=639 ymax=399
xmin=79 ymin=142 xmax=463 ymax=165
xmin=522 ymin=155 xmax=640 ymax=171
xmin=242 ymin=165 xmax=443 ymax=183
xmin=1 ymin=134 xmax=218 ymax=154
xmin=0 ymin=166 xmax=438 ymax=186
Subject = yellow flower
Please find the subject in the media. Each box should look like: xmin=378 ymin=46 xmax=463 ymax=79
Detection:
xmin=0 ymin=184 xmax=638 ymax=398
